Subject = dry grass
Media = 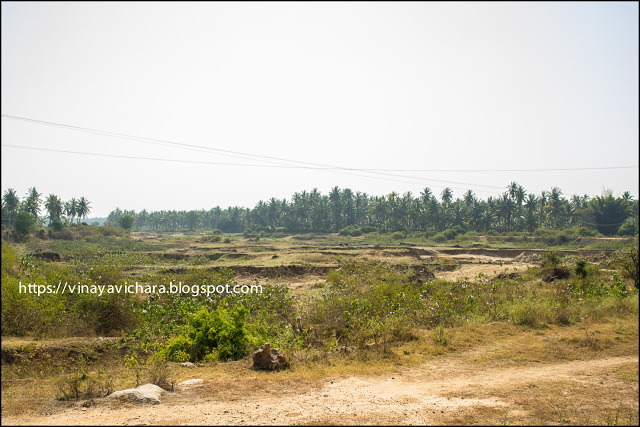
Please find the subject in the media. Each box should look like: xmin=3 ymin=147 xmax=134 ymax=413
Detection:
xmin=2 ymin=314 xmax=638 ymax=424
xmin=3 ymin=233 xmax=638 ymax=424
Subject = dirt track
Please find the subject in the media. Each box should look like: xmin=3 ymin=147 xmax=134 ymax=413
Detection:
xmin=4 ymin=354 xmax=637 ymax=425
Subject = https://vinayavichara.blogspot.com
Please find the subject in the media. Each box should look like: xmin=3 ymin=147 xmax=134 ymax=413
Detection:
xmin=18 ymin=281 xmax=263 ymax=297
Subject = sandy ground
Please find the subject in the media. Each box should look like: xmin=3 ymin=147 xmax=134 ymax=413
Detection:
xmin=3 ymin=353 xmax=637 ymax=426
xmin=436 ymin=261 xmax=532 ymax=282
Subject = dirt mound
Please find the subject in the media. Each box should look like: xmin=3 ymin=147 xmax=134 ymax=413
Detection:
xmin=496 ymin=272 xmax=521 ymax=280
xmin=28 ymin=252 xmax=61 ymax=262
xmin=222 ymin=253 xmax=255 ymax=260
xmin=438 ymin=248 xmax=615 ymax=261
xmin=161 ymin=268 xmax=187 ymax=274
xmin=208 ymin=265 xmax=336 ymax=278
xmin=318 ymin=251 xmax=358 ymax=256
xmin=382 ymin=248 xmax=438 ymax=259
xmin=438 ymin=248 xmax=525 ymax=258
xmin=1 ymin=338 xmax=120 ymax=365
xmin=156 ymin=253 xmax=191 ymax=260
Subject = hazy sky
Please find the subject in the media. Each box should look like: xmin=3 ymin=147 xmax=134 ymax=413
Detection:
xmin=2 ymin=2 xmax=638 ymax=217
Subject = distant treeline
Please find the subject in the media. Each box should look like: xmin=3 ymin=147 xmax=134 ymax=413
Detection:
xmin=1 ymin=187 xmax=93 ymax=239
xmin=101 ymin=183 xmax=638 ymax=237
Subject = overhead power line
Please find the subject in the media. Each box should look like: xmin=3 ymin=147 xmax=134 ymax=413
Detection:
xmin=1 ymin=114 xmax=507 ymax=192
xmin=358 ymin=166 xmax=639 ymax=172
xmin=1 ymin=143 xmax=502 ymax=194
xmin=3 ymin=114 xmax=636 ymax=173
xmin=3 ymin=114 xmax=635 ymax=196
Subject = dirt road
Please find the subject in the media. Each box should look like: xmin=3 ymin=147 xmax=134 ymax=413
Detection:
xmin=4 ymin=354 xmax=637 ymax=425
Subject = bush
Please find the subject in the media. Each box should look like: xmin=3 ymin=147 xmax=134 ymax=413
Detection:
xmin=303 ymin=261 xmax=419 ymax=349
xmin=574 ymin=259 xmax=590 ymax=279
xmin=541 ymin=251 xmax=570 ymax=282
xmin=443 ymin=228 xmax=459 ymax=240
xmin=188 ymin=305 xmax=254 ymax=362
xmin=618 ymin=221 xmax=637 ymax=236
xmin=577 ymin=226 xmax=599 ymax=237
xmin=160 ymin=336 xmax=193 ymax=362
xmin=534 ymin=228 xmax=574 ymax=245
xmin=14 ymin=212 xmax=36 ymax=239
xmin=451 ymin=225 xmax=466 ymax=235
xmin=57 ymin=229 xmax=74 ymax=240
xmin=73 ymin=292 xmax=139 ymax=335
xmin=339 ymin=226 xmax=362 ymax=237
xmin=433 ymin=232 xmax=447 ymax=243
xmin=361 ymin=225 xmax=376 ymax=233
xmin=391 ymin=231 xmax=404 ymax=240
xmin=621 ymin=247 xmax=639 ymax=290
xmin=51 ymin=219 xmax=64 ymax=231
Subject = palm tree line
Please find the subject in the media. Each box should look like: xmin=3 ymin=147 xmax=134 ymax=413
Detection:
xmin=102 ymin=182 xmax=637 ymax=237
xmin=1 ymin=187 xmax=91 ymax=228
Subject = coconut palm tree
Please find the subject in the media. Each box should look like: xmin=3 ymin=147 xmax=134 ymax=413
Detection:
xmin=65 ymin=198 xmax=78 ymax=225
xmin=2 ymin=188 xmax=20 ymax=228
xmin=44 ymin=194 xmax=63 ymax=226
xmin=23 ymin=187 xmax=42 ymax=221
xmin=548 ymin=187 xmax=563 ymax=229
xmin=440 ymin=187 xmax=453 ymax=205
xmin=76 ymin=197 xmax=92 ymax=223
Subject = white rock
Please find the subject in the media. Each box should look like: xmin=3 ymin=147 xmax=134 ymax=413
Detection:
xmin=177 ymin=378 xmax=203 ymax=386
xmin=108 ymin=383 xmax=166 ymax=404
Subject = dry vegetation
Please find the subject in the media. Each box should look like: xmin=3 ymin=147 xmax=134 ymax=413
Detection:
xmin=1 ymin=230 xmax=638 ymax=425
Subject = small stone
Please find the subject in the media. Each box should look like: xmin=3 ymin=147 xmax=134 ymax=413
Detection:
xmin=177 ymin=378 xmax=203 ymax=386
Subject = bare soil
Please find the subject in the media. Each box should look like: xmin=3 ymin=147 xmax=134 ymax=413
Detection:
xmin=3 ymin=352 xmax=636 ymax=426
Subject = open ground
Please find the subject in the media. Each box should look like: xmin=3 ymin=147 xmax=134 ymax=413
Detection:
xmin=2 ymin=230 xmax=638 ymax=425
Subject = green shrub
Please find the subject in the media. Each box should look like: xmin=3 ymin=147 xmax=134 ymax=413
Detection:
xmin=443 ymin=228 xmax=459 ymax=240
xmin=574 ymin=259 xmax=590 ymax=279
xmin=51 ymin=219 xmax=64 ymax=231
xmin=433 ymin=232 xmax=447 ymax=243
xmin=621 ymin=246 xmax=639 ymax=290
xmin=303 ymin=261 xmax=420 ymax=349
xmin=540 ymin=250 xmax=571 ymax=281
xmin=577 ymin=226 xmax=599 ymax=237
xmin=160 ymin=336 xmax=193 ymax=362
xmin=339 ymin=226 xmax=362 ymax=237
xmin=73 ymin=292 xmax=140 ymax=335
xmin=156 ymin=305 xmax=255 ymax=362
xmin=391 ymin=231 xmax=404 ymax=240
xmin=188 ymin=305 xmax=254 ymax=361
xmin=14 ymin=212 xmax=36 ymax=239
xmin=618 ymin=221 xmax=637 ymax=236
